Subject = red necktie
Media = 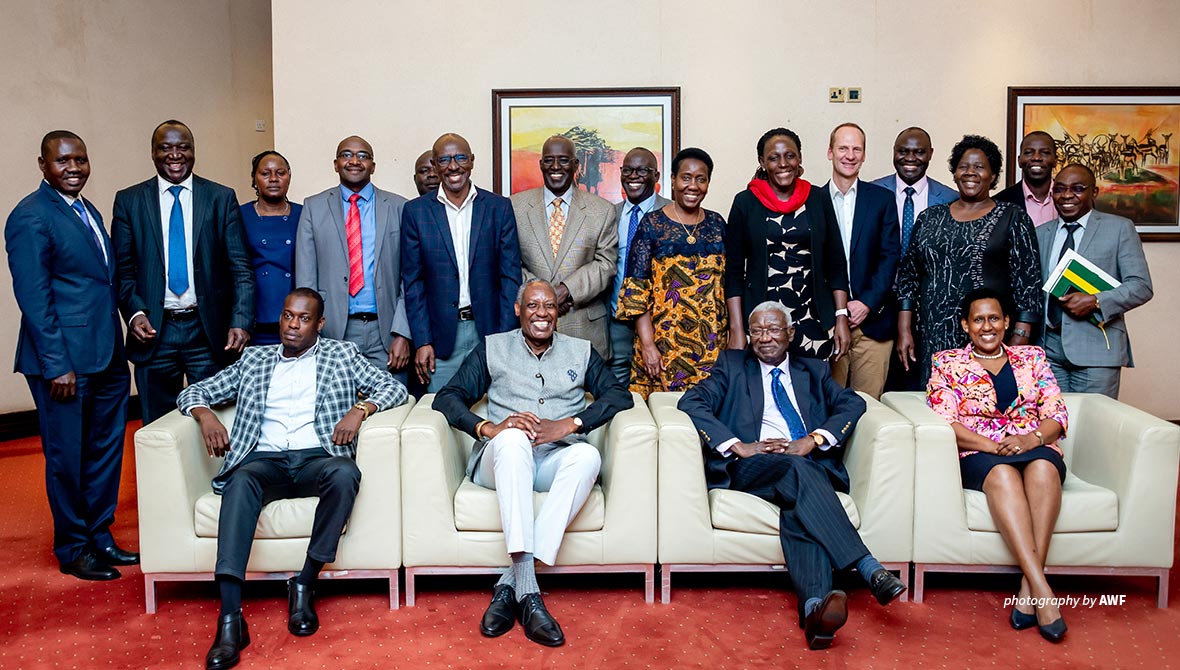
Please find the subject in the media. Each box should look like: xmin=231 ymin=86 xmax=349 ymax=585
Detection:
xmin=347 ymin=193 xmax=364 ymax=296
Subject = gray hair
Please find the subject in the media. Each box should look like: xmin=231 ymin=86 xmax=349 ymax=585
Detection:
xmin=749 ymin=300 xmax=794 ymax=326
xmin=516 ymin=278 xmax=557 ymax=305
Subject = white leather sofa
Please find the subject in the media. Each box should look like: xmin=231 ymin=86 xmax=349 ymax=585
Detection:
xmin=399 ymin=393 xmax=657 ymax=605
xmin=882 ymin=391 xmax=1179 ymax=607
xmin=651 ymin=391 xmax=915 ymax=604
xmin=135 ymin=399 xmax=415 ymax=612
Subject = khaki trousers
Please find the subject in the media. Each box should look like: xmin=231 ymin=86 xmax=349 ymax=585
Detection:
xmin=831 ymin=328 xmax=892 ymax=399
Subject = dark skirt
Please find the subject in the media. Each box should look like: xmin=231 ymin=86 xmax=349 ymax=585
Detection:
xmin=959 ymin=445 xmax=1066 ymax=491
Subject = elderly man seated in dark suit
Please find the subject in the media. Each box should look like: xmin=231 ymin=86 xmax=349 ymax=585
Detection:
xmin=677 ymin=300 xmax=906 ymax=650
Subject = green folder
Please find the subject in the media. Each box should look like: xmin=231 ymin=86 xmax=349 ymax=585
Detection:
xmin=1042 ymin=248 xmax=1120 ymax=326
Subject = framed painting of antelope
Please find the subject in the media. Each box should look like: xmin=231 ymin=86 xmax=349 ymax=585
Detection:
xmin=492 ymin=87 xmax=680 ymax=202
xmin=1007 ymin=86 xmax=1180 ymax=240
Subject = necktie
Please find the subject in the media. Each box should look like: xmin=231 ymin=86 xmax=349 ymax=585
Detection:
xmin=770 ymin=368 xmax=807 ymax=440
xmin=71 ymin=200 xmax=106 ymax=266
xmin=346 ymin=193 xmax=364 ymax=296
xmin=1048 ymin=223 xmax=1082 ymax=328
xmin=626 ymin=204 xmax=642 ymax=249
xmin=167 ymin=185 xmax=188 ymax=296
xmin=901 ymin=186 xmax=916 ymax=252
xmin=548 ymin=197 xmax=565 ymax=258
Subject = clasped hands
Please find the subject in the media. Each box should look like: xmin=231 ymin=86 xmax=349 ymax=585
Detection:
xmin=479 ymin=411 xmax=577 ymax=446
xmin=731 ymin=437 xmax=815 ymax=459
xmin=990 ymin=432 xmax=1038 ymax=457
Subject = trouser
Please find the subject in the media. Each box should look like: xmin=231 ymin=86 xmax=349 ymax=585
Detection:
xmin=134 ymin=315 xmax=220 ymax=426
xmin=727 ymin=454 xmax=868 ymax=604
xmin=215 ymin=448 xmax=361 ymax=580
xmin=1041 ymin=328 xmax=1121 ymax=398
xmin=830 ymin=329 xmax=893 ymax=399
xmin=343 ymin=315 xmax=408 ymax=385
xmin=27 ymin=357 xmax=131 ymax=563
xmin=473 ymin=428 xmax=602 ymax=565
xmin=608 ymin=317 xmax=636 ymax=387
xmin=427 ymin=319 xmax=480 ymax=393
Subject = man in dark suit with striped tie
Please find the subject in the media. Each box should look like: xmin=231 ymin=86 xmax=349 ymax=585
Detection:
xmin=677 ymin=300 xmax=905 ymax=650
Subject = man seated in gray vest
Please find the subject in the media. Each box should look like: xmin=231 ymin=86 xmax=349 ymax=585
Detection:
xmin=433 ymin=279 xmax=632 ymax=647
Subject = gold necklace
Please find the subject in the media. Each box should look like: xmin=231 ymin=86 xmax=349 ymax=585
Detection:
xmin=668 ymin=202 xmax=704 ymax=244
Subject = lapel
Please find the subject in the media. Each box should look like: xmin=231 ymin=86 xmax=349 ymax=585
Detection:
xmin=1076 ymin=211 xmax=1102 ymax=259
xmin=744 ymin=354 xmax=764 ymax=431
xmin=554 ymin=188 xmax=586 ymax=268
xmin=139 ymin=178 xmax=166 ymax=266
xmin=430 ymin=196 xmax=458 ymax=268
xmin=962 ymin=346 xmax=1003 ymax=413
xmin=191 ymin=176 xmax=209 ymax=255
xmin=468 ymin=188 xmax=487 ymax=266
xmin=326 ymin=187 xmax=348 ymax=258
xmin=313 ymin=341 xmax=331 ymax=416
xmin=42 ymin=183 xmax=108 ymax=268
xmin=372 ymin=188 xmax=388 ymax=264
xmin=1038 ymin=219 xmax=1057 ymax=277
xmin=849 ymin=180 xmax=868 ymax=258
xmin=788 ymin=359 xmax=815 ymax=431
xmin=525 ymin=190 xmax=555 ymax=273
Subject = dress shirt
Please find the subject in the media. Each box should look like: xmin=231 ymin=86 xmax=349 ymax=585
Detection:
xmin=50 ymin=182 xmax=108 ymax=265
xmin=829 ymin=180 xmax=858 ymax=296
xmin=1022 ymin=180 xmax=1057 ymax=227
xmin=891 ymin=175 xmax=930 ymax=235
xmin=613 ymin=192 xmax=660 ymax=313
xmin=1044 ymin=210 xmax=1093 ymax=316
xmin=716 ymin=358 xmax=837 ymax=456
xmin=255 ymin=340 xmax=321 ymax=452
xmin=544 ymin=187 xmax=573 ymax=223
xmin=157 ymin=175 xmax=197 ymax=309
xmin=437 ymin=185 xmax=478 ymax=309
xmin=341 ymin=182 xmax=378 ymax=314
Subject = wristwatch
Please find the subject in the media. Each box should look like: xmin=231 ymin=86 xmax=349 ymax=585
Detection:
xmin=810 ymin=432 xmax=826 ymax=448
xmin=352 ymin=401 xmax=372 ymax=420
xmin=834 ymin=308 xmax=850 ymax=318
xmin=1033 ymin=430 xmax=1044 ymax=446
xmin=1012 ymin=327 xmax=1029 ymax=338
xmin=571 ymin=416 xmax=585 ymax=433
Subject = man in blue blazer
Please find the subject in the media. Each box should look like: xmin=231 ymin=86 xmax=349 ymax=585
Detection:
xmin=5 ymin=131 xmax=135 ymax=580
xmin=823 ymin=124 xmax=900 ymax=398
xmin=401 ymin=133 xmax=522 ymax=392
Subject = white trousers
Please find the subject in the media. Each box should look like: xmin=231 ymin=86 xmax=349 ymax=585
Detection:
xmin=473 ymin=428 xmax=601 ymax=565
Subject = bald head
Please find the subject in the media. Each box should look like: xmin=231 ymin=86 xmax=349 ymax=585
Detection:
xmin=433 ymin=133 xmax=474 ymax=202
xmin=413 ymin=149 xmax=439 ymax=196
xmin=334 ymin=135 xmax=375 ymax=192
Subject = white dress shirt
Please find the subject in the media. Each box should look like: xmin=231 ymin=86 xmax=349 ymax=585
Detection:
xmin=716 ymin=358 xmax=837 ymax=457
xmin=157 ymin=175 xmax=197 ymax=309
xmin=256 ymin=340 xmax=321 ymax=452
xmin=50 ymin=183 xmax=108 ymax=265
xmin=437 ymin=185 xmax=478 ymax=309
xmin=829 ymin=180 xmax=858 ymax=296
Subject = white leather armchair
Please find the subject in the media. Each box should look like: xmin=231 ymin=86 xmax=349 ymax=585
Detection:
xmin=135 ymin=399 xmax=415 ymax=612
xmin=883 ymin=391 xmax=1179 ymax=607
xmin=399 ymin=392 xmax=657 ymax=605
xmin=651 ymin=391 xmax=915 ymax=603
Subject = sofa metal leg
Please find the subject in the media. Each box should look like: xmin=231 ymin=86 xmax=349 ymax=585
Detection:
xmin=390 ymin=570 xmax=400 ymax=610
xmin=644 ymin=565 xmax=655 ymax=603
xmin=405 ymin=568 xmax=416 ymax=607
xmin=912 ymin=564 xmax=925 ymax=604
xmin=1158 ymin=570 xmax=1169 ymax=608
xmin=144 ymin=575 xmax=157 ymax=614
xmin=660 ymin=567 xmax=672 ymax=604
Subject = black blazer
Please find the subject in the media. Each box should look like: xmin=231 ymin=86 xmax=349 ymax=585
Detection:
xmin=111 ymin=175 xmax=255 ymax=364
xmin=993 ymin=181 xmax=1025 ymax=210
xmin=677 ymin=349 xmax=866 ymax=492
xmin=820 ymin=180 xmax=901 ymax=342
xmin=725 ymin=187 xmax=849 ymax=329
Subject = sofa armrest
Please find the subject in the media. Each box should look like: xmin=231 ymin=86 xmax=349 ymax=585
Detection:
xmin=599 ymin=392 xmax=657 ymax=563
xmin=344 ymin=398 xmax=414 ymax=567
xmin=844 ymin=394 xmax=915 ymax=562
xmin=400 ymin=393 xmax=467 ymax=565
xmin=650 ymin=392 xmax=716 ymax=564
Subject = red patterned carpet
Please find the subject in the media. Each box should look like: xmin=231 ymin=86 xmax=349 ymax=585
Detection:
xmin=1 ymin=427 xmax=1177 ymax=670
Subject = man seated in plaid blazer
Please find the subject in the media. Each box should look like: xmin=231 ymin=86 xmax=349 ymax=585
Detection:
xmin=177 ymin=287 xmax=407 ymax=670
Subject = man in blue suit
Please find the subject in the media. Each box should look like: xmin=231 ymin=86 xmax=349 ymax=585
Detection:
xmin=401 ymin=133 xmax=523 ymax=392
xmin=822 ymin=124 xmax=900 ymax=398
xmin=5 ymin=131 xmax=135 ymax=580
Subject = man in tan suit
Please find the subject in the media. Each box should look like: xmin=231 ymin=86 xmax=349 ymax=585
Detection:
xmin=510 ymin=135 xmax=617 ymax=357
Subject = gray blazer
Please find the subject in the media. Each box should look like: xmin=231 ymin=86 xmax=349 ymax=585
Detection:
xmin=511 ymin=187 xmax=618 ymax=357
xmin=1037 ymin=210 xmax=1153 ymax=367
xmin=296 ymin=185 xmax=410 ymax=350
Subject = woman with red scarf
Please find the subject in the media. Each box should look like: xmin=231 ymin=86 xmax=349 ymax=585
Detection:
xmin=725 ymin=128 xmax=851 ymax=360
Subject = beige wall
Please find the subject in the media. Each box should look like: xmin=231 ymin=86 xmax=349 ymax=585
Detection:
xmin=0 ymin=0 xmax=273 ymax=412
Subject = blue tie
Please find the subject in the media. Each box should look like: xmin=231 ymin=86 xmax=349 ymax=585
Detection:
xmin=627 ymin=204 xmax=642 ymax=249
xmin=71 ymin=200 xmax=106 ymax=265
xmin=901 ymin=186 xmax=916 ymax=252
xmin=167 ymin=185 xmax=189 ymax=296
xmin=770 ymin=368 xmax=807 ymax=440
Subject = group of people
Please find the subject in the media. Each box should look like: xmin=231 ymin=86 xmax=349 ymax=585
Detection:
xmin=5 ymin=117 xmax=1156 ymax=664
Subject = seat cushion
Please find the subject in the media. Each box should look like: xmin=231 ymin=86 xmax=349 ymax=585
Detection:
xmin=195 ymin=493 xmax=336 ymax=539
xmin=453 ymin=478 xmax=605 ymax=532
xmin=965 ymin=471 xmax=1118 ymax=533
xmin=708 ymin=489 xmax=860 ymax=535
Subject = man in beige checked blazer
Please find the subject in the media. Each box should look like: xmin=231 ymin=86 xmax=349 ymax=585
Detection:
xmin=510 ymin=135 xmax=618 ymax=357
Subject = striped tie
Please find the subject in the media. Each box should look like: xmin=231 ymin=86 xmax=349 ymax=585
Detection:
xmin=346 ymin=193 xmax=364 ymax=296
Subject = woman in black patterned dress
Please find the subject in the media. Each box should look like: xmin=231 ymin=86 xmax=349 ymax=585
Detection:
xmin=896 ymin=135 xmax=1042 ymax=386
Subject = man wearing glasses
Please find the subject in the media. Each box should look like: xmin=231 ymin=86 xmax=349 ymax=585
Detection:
xmin=401 ymin=133 xmax=523 ymax=392
xmin=510 ymin=135 xmax=617 ymax=358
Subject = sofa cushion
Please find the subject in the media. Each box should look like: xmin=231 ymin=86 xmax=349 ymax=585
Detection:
xmin=195 ymin=493 xmax=339 ymax=539
xmin=965 ymin=471 xmax=1118 ymax=533
xmin=708 ymin=489 xmax=860 ymax=535
xmin=453 ymin=478 xmax=604 ymax=532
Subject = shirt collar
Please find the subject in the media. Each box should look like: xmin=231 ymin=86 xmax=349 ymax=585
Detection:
xmin=898 ymin=175 xmax=928 ymax=196
xmin=45 ymin=179 xmax=81 ymax=206
xmin=628 ymin=191 xmax=659 ymax=216
xmin=544 ymin=187 xmax=573 ymax=208
xmin=1059 ymin=210 xmax=1093 ymax=231
xmin=514 ymin=328 xmax=555 ymax=360
xmin=758 ymin=357 xmax=791 ymax=379
xmin=437 ymin=184 xmax=478 ymax=212
xmin=341 ymin=181 xmax=375 ymax=203
xmin=1022 ymin=179 xmax=1052 ymax=205
xmin=829 ymin=179 xmax=858 ymax=198
xmin=277 ymin=337 xmax=321 ymax=362
xmin=157 ymin=174 xmax=194 ymax=196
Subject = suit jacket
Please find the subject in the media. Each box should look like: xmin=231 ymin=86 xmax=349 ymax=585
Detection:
xmin=177 ymin=338 xmax=407 ymax=493
xmin=511 ymin=187 xmax=618 ymax=356
xmin=993 ymin=181 xmax=1025 ymax=208
xmin=111 ymin=175 xmax=255 ymax=364
xmin=295 ymin=185 xmax=410 ymax=349
xmin=821 ymin=180 xmax=901 ymax=341
xmin=6 ymin=181 xmax=122 ymax=378
xmin=677 ymin=349 xmax=866 ymax=492
xmin=400 ymin=187 xmax=522 ymax=359
xmin=871 ymin=174 xmax=959 ymax=209
xmin=1036 ymin=210 xmax=1153 ymax=367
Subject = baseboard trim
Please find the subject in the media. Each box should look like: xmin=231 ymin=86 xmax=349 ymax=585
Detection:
xmin=0 ymin=395 xmax=142 ymax=443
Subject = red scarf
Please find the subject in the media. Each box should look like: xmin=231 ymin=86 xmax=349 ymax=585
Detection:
xmin=747 ymin=177 xmax=811 ymax=215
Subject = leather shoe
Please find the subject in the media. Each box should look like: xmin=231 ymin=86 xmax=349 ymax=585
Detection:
xmin=1010 ymin=606 xmax=1037 ymax=631
xmin=206 ymin=610 xmax=250 ymax=670
xmin=480 ymin=584 xmax=518 ymax=637
xmin=518 ymin=593 xmax=565 ymax=647
xmin=869 ymin=568 xmax=907 ymax=606
xmin=59 ymin=552 xmax=119 ymax=581
xmin=93 ymin=543 xmax=139 ymax=566
xmin=286 ymin=577 xmax=319 ymax=636
xmin=803 ymin=590 xmax=848 ymax=650
xmin=1038 ymin=616 xmax=1067 ymax=643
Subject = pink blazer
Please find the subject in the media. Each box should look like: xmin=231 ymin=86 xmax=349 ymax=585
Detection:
xmin=927 ymin=345 xmax=1069 ymax=458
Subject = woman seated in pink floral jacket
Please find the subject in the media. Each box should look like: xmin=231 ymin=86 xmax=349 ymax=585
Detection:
xmin=927 ymin=287 xmax=1069 ymax=643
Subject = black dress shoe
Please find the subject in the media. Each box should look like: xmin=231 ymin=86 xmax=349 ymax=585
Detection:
xmin=286 ymin=577 xmax=319 ymax=636
xmin=518 ymin=593 xmax=565 ymax=647
xmin=869 ymin=569 xmax=907 ymax=606
xmin=59 ymin=552 xmax=119 ymax=581
xmin=1038 ymin=616 xmax=1067 ymax=643
xmin=1010 ymin=607 xmax=1037 ymax=631
xmin=480 ymin=584 xmax=518 ymax=637
xmin=804 ymin=590 xmax=848 ymax=650
xmin=93 ymin=543 xmax=139 ymax=566
xmin=206 ymin=610 xmax=250 ymax=670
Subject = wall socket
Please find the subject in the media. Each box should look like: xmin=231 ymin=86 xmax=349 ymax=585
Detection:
xmin=254 ymin=119 xmax=267 ymax=132
xmin=848 ymin=87 xmax=862 ymax=103
xmin=829 ymin=87 xmax=845 ymax=103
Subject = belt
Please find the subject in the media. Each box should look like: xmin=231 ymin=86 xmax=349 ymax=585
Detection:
xmin=348 ymin=312 xmax=379 ymax=322
xmin=164 ymin=306 xmax=198 ymax=320
xmin=458 ymin=306 xmax=474 ymax=321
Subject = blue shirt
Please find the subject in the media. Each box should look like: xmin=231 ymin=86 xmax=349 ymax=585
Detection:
xmin=612 ymin=192 xmax=660 ymax=313
xmin=341 ymin=182 xmax=378 ymax=314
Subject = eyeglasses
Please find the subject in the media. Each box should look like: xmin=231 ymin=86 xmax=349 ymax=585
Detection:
xmin=1051 ymin=183 xmax=1091 ymax=195
xmin=435 ymin=154 xmax=471 ymax=167
xmin=540 ymin=156 xmax=574 ymax=168
xmin=620 ymin=167 xmax=654 ymax=177
xmin=337 ymin=150 xmax=373 ymax=161
xmin=749 ymin=327 xmax=787 ymax=338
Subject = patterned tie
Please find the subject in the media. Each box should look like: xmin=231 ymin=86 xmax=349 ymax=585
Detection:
xmin=548 ymin=197 xmax=565 ymax=258
xmin=71 ymin=200 xmax=106 ymax=266
xmin=901 ymin=186 xmax=916 ymax=252
xmin=1048 ymin=223 xmax=1082 ymax=328
xmin=167 ymin=185 xmax=188 ymax=295
xmin=770 ymin=368 xmax=807 ymax=440
xmin=346 ymin=193 xmax=364 ymax=296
